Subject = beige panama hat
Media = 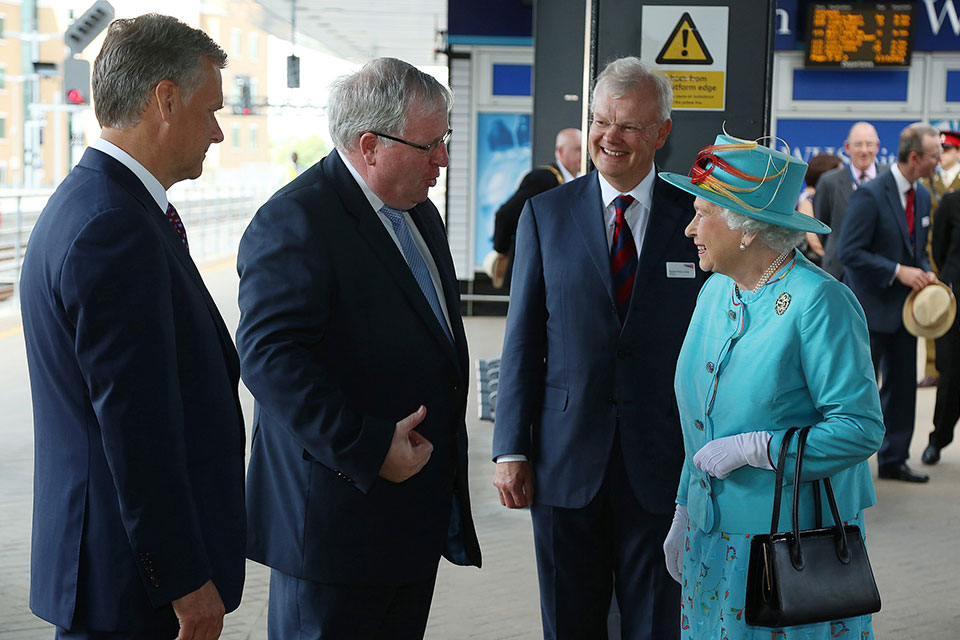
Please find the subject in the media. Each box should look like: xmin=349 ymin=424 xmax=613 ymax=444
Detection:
xmin=903 ymin=282 xmax=957 ymax=339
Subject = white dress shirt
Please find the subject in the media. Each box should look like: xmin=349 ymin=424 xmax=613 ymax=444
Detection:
xmin=92 ymin=137 xmax=168 ymax=212
xmin=598 ymin=166 xmax=656 ymax=255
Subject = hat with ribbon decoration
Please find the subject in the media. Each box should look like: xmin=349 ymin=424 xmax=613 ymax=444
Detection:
xmin=941 ymin=130 xmax=960 ymax=149
xmin=903 ymin=282 xmax=956 ymax=339
xmin=659 ymin=133 xmax=831 ymax=234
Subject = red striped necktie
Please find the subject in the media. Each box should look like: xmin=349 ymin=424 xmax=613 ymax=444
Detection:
xmin=165 ymin=202 xmax=189 ymax=253
xmin=610 ymin=194 xmax=637 ymax=323
xmin=905 ymin=186 xmax=915 ymax=236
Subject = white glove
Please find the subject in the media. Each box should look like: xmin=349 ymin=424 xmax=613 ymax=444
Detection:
xmin=693 ymin=431 xmax=773 ymax=479
xmin=663 ymin=504 xmax=688 ymax=584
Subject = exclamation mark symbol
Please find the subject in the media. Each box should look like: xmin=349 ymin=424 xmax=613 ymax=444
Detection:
xmin=682 ymin=27 xmax=689 ymax=57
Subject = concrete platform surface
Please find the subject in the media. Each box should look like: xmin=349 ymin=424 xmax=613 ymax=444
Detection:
xmin=1 ymin=260 xmax=957 ymax=639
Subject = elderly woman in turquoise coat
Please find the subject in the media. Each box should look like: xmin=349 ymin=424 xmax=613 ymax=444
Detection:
xmin=658 ymin=135 xmax=885 ymax=640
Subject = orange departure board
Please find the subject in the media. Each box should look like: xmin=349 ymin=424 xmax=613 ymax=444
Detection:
xmin=805 ymin=3 xmax=914 ymax=68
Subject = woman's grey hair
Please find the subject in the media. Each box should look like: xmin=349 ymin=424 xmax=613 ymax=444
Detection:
xmin=720 ymin=208 xmax=806 ymax=254
xmin=328 ymin=57 xmax=453 ymax=152
xmin=897 ymin=122 xmax=940 ymax=163
xmin=92 ymin=14 xmax=227 ymax=129
xmin=592 ymin=57 xmax=673 ymax=123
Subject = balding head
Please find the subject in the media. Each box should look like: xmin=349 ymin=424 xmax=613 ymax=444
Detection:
xmin=555 ymin=128 xmax=582 ymax=177
xmin=844 ymin=121 xmax=880 ymax=173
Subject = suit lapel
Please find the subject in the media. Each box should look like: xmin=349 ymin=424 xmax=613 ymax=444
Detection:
xmin=567 ymin=172 xmax=615 ymax=305
xmin=80 ymin=150 xmax=240 ymax=375
xmin=324 ymin=152 xmax=462 ymax=370
xmin=636 ymin=173 xmax=686 ymax=281
xmin=881 ymin=172 xmax=913 ymax=256
xmin=409 ymin=208 xmax=467 ymax=377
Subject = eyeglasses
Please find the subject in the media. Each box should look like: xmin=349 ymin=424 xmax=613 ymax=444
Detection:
xmin=590 ymin=118 xmax=660 ymax=137
xmin=371 ymin=129 xmax=453 ymax=153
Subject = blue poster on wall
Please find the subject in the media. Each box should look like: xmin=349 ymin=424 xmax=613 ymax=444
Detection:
xmin=474 ymin=112 xmax=532 ymax=267
xmin=775 ymin=119 xmax=914 ymax=167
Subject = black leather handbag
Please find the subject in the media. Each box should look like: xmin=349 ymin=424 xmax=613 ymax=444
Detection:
xmin=744 ymin=426 xmax=881 ymax=627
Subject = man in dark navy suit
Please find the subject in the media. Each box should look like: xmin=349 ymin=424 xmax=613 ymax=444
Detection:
xmin=840 ymin=122 xmax=941 ymax=484
xmin=236 ymin=57 xmax=481 ymax=639
xmin=492 ymin=57 xmax=704 ymax=639
xmin=20 ymin=14 xmax=245 ymax=640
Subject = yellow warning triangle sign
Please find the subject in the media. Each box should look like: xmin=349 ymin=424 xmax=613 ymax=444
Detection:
xmin=656 ymin=12 xmax=713 ymax=65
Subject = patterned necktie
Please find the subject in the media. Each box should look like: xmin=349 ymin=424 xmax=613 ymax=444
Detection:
xmin=905 ymin=186 xmax=915 ymax=236
xmin=610 ymin=194 xmax=637 ymax=323
xmin=858 ymin=171 xmax=871 ymax=186
xmin=165 ymin=203 xmax=189 ymax=252
xmin=380 ymin=206 xmax=453 ymax=343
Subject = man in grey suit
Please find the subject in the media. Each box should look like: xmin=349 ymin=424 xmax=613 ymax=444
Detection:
xmin=815 ymin=121 xmax=883 ymax=279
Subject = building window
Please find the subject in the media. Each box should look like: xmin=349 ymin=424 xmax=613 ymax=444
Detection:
xmin=250 ymin=78 xmax=259 ymax=105
xmin=0 ymin=17 xmax=5 ymax=36
xmin=231 ymin=123 xmax=240 ymax=150
xmin=249 ymin=125 xmax=258 ymax=151
xmin=231 ymin=28 xmax=242 ymax=58
xmin=0 ymin=117 xmax=7 ymax=139
xmin=0 ymin=66 xmax=5 ymax=90
xmin=248 ymin=33 xmax=259 ymax=61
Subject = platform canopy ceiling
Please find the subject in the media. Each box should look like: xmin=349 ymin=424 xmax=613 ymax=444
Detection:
xmin=249 ymin=0 xmax=447 ymax=67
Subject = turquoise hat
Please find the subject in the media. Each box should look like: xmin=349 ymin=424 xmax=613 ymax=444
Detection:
xmin=659 ymin=134 xmax=831 ymax=234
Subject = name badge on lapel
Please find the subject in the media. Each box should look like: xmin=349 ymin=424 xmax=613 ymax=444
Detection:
xmin=922 ymin=216 xmax=930 ymax=228
xmin=666 ymin=262 xmax=696 ymax=279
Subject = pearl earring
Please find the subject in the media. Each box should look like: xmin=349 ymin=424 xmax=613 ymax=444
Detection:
xmin=739 ymin=242 xmax=746 ymax=251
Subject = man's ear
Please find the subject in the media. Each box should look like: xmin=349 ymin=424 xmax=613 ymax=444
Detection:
xmin=358 ymin=132 xmax=380 ymax=165
xmin=154 ymin=80 xmax=180 ymax=124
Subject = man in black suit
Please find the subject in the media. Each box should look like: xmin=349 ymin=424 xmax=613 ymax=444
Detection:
xmin=492 ymin=57 xmax=703 ymax=639
xmin=923 ymin=189 xmax=960 ymax=464
xmin=492 ymin=128 xmax=581 ymax=289
xmin=20 ymin=15 xmax=245 ymax=639
xmin=815 ymin=121 xmax=883 ymax=280
xmin=839 ymin=122 xmax=941 ymax=483
xmin=236 ymin=57 xmax=481 ymax=640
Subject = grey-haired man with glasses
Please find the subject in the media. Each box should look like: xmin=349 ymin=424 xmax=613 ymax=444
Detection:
xmin=236 ymin=57 xmax=481 ymax=639
xmin=493 ymin=56 xmax=704 ymax=639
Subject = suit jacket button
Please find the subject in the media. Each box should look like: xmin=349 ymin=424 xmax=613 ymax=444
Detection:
xmin=706 ymin=362 xmax=714 ymax=373
xmin=728 ymin=310 xmax=736 ymax=320
xmin=694 ymin=419 xmax=704 ymax=431
xmin=607 ymin=397 xmax=617 ymax=407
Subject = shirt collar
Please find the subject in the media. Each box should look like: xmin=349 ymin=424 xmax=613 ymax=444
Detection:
xmin=597 ymin=166 xmax=655 ymax=210
xmin=856 ymin=162 xmax=878 ymax=184
xmin=890 ymin=163 xmax=915 ymax=194
xmin=555 ymin=159 xmax=578 ymax=183
xmin=338 ymin=148 xmax=388 ymax=213
xmin=91 ymin=137 xmax=168 ymax=212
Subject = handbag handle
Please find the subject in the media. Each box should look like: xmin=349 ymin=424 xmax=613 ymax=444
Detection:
xmin=768 ymin=427 xmax=800 ymax=534
xmin=789 ymin=426 xmax=851 ymax=570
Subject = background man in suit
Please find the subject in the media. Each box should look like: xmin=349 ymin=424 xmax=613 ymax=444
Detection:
xmin=236 ymin=57 xmax=481 ymax=640
xmin=492 ymin=128 xmax=582 ymax=289
xmin=814 ymin=121 xmax=883 ymax=280
xmin=917 ymin=130 xmax=960 ymax=387
xmin=839 ymin=122 xmax=941 ymax=484
xmin=19 ymin=15 xmax=245 ymax=640
xmin=923 ymin=189 xmax=960 ymax=464
xmin=492 ymin=57 xmax=704 ymax=639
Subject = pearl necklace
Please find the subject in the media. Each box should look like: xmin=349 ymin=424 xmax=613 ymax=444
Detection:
xmin=750 ymin=251 xmax=791 ymax=293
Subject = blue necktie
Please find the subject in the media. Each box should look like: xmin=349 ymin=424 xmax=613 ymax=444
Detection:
xmin=380 ymin=206 xmax=453 ymax=343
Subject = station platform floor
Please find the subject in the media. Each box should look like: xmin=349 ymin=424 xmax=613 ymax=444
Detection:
xmin=0 ymin=259 xmax=957 ymax=639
